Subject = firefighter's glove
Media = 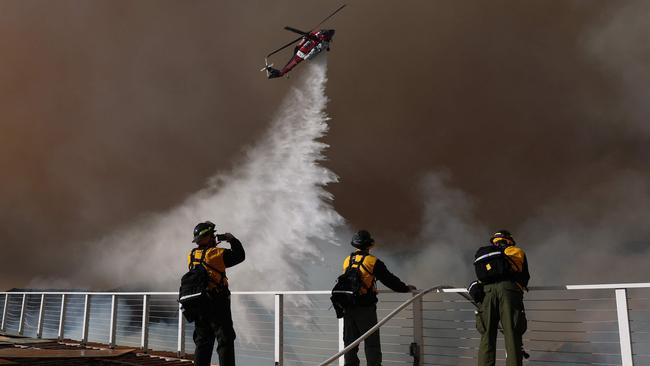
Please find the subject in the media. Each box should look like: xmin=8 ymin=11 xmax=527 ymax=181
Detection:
xmin=407 ymin=285 xmax=417 ymax=292
xmin=219 ymin=232 xmax=236 ymax=241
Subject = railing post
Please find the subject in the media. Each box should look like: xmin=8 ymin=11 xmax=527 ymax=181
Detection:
xmin=177 ymin=303 xmax=185 ymax=357
xmin=17 ymin=294 xmax=26 ymax=336
xmin=109 ymin=295 xmax=118 ymax=348
xmin=141 ymin=294 xmax=150 ymax=352
xmin=1 ymin=294 xmax=8 ymax=332
xmin=615 ymin=289 xmax=634 ymax=366
xmin=338 ymin=318 xmax=344 ymax=366
xmin=81 ymin=294 xmax=90 ymax=344
xmin=274 ymin=294 xmax=284 ymax=366
xmin=58 ymin=294 xmax=66 ymax=340
xmin=36 ymin=294 xmax=45 ymax=338
xmin=412 ymin=293 xmax=424 ymax=366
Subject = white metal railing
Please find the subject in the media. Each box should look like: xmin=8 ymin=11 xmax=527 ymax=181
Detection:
xmin=319 ymin=285 xmax=447 ymax=365
xmin=423 ymin=284 xmax=647 ymax=366
xmin=0 ymin=283 xmax=648 ymax=366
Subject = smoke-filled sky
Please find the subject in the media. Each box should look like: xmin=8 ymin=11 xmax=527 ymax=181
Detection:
xmin=2 ymin=1 xmax=649 ymax=290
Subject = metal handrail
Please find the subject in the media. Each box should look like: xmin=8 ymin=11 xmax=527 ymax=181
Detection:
xmin=2 ymin=283 xmax=649 ymax=366
xmin=317 ymin=282 xmax=650 ymax=366
xmin=318 ymin=285 xmax=448 ymax=366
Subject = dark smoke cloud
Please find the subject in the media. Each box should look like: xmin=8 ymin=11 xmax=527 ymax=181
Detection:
xmin=1 ymin=1 xmax=649 ymax=289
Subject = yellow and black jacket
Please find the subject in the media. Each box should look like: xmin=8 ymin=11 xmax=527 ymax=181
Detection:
xmin=343 ymin=250 xmax=410 ymax=305
xmin=187 ymin=237 xmax=245 ymax=291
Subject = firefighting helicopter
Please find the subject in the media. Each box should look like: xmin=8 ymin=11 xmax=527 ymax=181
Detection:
xmin=261 ymin=4 xmax=346 ymax=79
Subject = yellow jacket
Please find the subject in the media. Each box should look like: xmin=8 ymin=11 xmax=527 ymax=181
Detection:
xmin=504 ymin=246 xmax=526 ymax=272
xmin=504 ymin=245 xmax=530 ymax=289
xmin=343 ymin=252 xmax=378 ymax=295
xmin=187 ymin=246 xmax=228 ymax=289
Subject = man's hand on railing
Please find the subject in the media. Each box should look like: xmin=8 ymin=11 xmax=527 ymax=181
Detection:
xmin=407 ymin=285 xmax=417 ymax=292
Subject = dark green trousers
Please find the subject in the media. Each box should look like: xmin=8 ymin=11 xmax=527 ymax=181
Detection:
xmin=475 ymin=281 xmax=527 ymax=366
xmin=343 ymin=304 xmax=381 ymax=366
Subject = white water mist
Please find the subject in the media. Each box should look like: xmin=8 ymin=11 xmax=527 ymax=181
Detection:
xmin=72 ymin=57 xmax=343 ymax=294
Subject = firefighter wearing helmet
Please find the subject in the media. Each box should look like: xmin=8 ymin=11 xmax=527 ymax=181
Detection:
xmin=187 ymin=221 xmax=245 ymax=366
xmin=340 ymin=230 xmax=416 ymax=366
xmin=471 ymin=230 xmax=530 ymax=366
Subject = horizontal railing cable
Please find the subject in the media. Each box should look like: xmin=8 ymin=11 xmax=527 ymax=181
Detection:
xmin=1 ymin=283 xmax=648 ymax=366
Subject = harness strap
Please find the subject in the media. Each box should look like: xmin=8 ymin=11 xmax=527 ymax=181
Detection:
xmin=190 ymin=246 xmax=228 ymax=287
xmin=202 ymin=261 xmax=228 ymax=286
xmin=350 ymin=252 xmax=375 ymax=274
xmin=188 ymin=248 xmax=207 ymax=270
xmin=348 ymin=252 xmax=375 ymax=291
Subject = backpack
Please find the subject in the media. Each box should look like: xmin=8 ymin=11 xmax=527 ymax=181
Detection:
xmin=178 ymin=248 xmax=212 ymax=323
xmin=330 ymin=253 xmax=371 ymax=318
xmin=473 ymin=245 xmax=513 ymax=284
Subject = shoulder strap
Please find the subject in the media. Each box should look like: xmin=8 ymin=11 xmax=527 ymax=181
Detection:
xmin=348 ymin=252 xmax=374 ymax=273
xmin=359 ymin=256 xmax=375 ymax=275
xmin=347 ymin=252 xmax=375 ymax=290
xmin=345 ymin=252 xmax=356 ymax=270
xmin=188 ymin=248 xmax=203 ymax=270
xmin=189 ymin=246 xmax=209 ymax=268
xmin=198 ymin=246 xmax=228 ymax=286
xmin=202 ymin=259 xmax=227 ymax=281
xmin=348 ymin=252 xmax=366 ymax=268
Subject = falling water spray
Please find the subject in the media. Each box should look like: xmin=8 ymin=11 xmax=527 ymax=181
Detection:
xmin=75 ymin=57 xmax=343 ymax=291
xmin=41 ymin=57 xmax=347 ymax=347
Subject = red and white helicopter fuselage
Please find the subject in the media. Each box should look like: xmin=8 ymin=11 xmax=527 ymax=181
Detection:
xmin=262 ymin=5 xmax=345 ymax=79
xmin=264 ymin=29 xmax=335 ymax=79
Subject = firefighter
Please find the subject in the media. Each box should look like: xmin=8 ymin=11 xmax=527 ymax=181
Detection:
xmin=188 ymin=221 xmax=245 ymax=366
xmin=342 ymin=230 xmax=416 ymax=366
xmin=473 ymin=230 xmax=530 ymax=366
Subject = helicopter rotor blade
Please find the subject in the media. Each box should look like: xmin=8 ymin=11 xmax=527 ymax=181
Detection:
xmin=311 ymin=4 xmax=346 ymax=31
xmin=266 ymin=35 xmax=304 ymax=58
xmin=266 ymin=4 xmax=345 ymax=59
xmin=284 ymin=26 xmax=309 ymax=36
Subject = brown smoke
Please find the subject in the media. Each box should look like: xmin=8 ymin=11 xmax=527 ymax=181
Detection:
xmin=1 ymin=1 xmax=649 ymax=289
